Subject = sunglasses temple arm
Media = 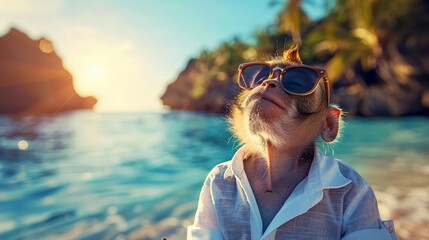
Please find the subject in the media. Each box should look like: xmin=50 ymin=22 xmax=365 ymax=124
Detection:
xmin=324 ymin=78 xmax=330 ymax=105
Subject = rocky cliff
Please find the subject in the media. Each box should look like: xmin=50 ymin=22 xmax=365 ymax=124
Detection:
xmin=0 ymin=28 xmax=97 ymax=115
xmin=161 ymin=59 xmax=241 ymax=114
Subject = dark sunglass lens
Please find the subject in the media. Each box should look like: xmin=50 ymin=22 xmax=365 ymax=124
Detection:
xmin=282 ymin=68 xmax=318 ymax=94
xmin=240 ymin=64 xmax=271 ymax=88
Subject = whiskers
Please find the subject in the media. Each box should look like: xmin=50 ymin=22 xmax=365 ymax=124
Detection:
xmin=319 ymin=140 xmax=335 ymax=155
xmin=227 ymin=135 xmax=242 ymax=151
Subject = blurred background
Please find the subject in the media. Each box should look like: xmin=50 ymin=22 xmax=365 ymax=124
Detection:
xmin=0 ymin=0 xmax=428 ymax=239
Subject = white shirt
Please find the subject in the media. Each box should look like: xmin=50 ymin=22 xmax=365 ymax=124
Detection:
xmin=187 ymin=147 xmax=398 ymax=240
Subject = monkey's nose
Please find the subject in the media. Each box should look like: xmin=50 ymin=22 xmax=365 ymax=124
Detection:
xmin=261 ymin=79 xmax=278 ymax=88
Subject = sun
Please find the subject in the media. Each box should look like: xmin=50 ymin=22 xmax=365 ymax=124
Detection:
xmin=89 ymin=65 xmax=103 ymax=79
xmin=71 ymin=63 xmax=106 ymax=98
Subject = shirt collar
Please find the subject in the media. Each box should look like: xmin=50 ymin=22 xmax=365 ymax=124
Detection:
xmin=223 ymin=147 xmax=245 ymax=179
xmin=223 ymin=146 xmax=351 ymax=190
xmin=307 ymin=148 xmax=351 ymax=192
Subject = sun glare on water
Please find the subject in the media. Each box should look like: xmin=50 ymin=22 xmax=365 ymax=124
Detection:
xmin=18 ymin=140 xmax=29 ymax=150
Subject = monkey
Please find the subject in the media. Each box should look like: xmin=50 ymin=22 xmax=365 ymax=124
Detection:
xmin=187 ymin=45 xmax=398 ymax=240
xmin=228 ymin=46 xmax=340 ymax=193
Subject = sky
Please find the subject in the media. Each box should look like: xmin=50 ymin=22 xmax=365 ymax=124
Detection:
xmin=0 ymin=0 xmax=331 ymax=112
xmin=0 ymin=0 xmax=289 ymax=112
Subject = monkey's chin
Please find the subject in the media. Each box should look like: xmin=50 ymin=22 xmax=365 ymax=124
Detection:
xmin=247 ymin=99 xmax=286 ymax=122
xmin=246 ymin=111 xmax=287 ymax=148
xmin=246 ymin=109 xmax=278 ymax=136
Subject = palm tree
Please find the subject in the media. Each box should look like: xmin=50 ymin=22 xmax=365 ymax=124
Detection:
xmin=283 ymin=0 xmax=426 ymax=85
xmin=276 ymin=0 xmax=429 ymax=115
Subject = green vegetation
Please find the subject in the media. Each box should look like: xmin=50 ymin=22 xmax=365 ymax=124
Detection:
xmin=191 ymin=40 xmax=252 ymax=99
xmin=191 ymin=0 xmax=428 ymax=97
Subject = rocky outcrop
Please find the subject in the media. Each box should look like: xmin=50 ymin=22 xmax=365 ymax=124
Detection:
xmin=331 ymin=39 xmax=429 ymax=117
xmin=0 ymin=28 xmax=97 ymax=115
xmin=161 ymin=59 xmax=241 ymax=114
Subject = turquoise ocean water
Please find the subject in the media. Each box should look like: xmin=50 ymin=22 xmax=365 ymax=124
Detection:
xmin=0 ymin=111 xmax=428 ymax=239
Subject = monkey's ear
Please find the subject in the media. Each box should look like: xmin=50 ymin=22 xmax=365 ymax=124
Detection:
xmin=321 ymin=106 xmax=342 ymax=143
xmin=283 ymin=44 xmax=302 ymax=64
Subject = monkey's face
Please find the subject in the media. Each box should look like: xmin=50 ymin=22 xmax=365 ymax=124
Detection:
xmin=228 ymin=46 xmax=341 ymax=153
xmin=238 ymin=63 xmax=327 ymax=140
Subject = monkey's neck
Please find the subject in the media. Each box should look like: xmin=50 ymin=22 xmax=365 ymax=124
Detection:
xmin=264 ymin=142 xmax=314 ymax=192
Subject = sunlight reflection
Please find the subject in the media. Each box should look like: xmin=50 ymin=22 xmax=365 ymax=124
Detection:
xmin=42 ymin=197 xmax=55 ymax=205
xmin=81 ymin=172 xmax=94 ymax=181
xmin=0 ymin=220 xmax=16 ymax=234
xmin=17 ymin=140 xmax=28 ymax=150
xmin=105 ymin=214 xmax=127 ymax=231
xmin=39 ymin=39 xmax=54 ymax=53
xmin=107 ymin=206 xmax=118 ymax=215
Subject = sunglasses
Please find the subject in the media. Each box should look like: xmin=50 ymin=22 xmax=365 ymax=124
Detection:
xmin=237 ymin=62 xmax=330 ymax=105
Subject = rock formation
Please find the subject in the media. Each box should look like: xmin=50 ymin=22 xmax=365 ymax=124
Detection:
xmin=0 ymin=28 xmax=97 ymax=115
xmin=161 ymin=59 xmax=241 ymax=114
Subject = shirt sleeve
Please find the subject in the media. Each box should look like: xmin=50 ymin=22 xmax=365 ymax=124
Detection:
xmin=340 ymin=184 xmax=398 ymax=240
xmin=187 ymin=171 xmax=224 ymax=240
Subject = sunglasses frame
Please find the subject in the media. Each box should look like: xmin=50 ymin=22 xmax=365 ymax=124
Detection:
xmin=237 ymin=62 xmax=330 ymax=105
